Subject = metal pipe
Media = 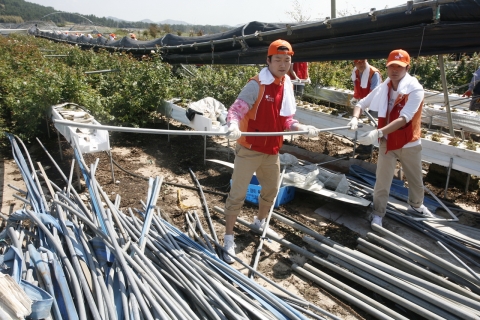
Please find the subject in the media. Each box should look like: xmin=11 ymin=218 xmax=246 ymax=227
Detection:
xmin=366 ymin=230 xmax=480 ymax=294
xmin=437 ymin=241 xmax=480 ymax=283
xmin=84 ymin=69 xmax=120 ymax=74
xmin=185 ymin=211 xmax=210 ymax=251
xmin=27 ymin=244 xmax=63 ymax=320
xmin=445 ymin=157 xmax=454 ymax=199
xmin=137 ymin=176 xmax=163 ymax=252
xmin=190 ymin=254 xmax=272 ymax=319
xmin=293 ymin=264 xmax=400 ymax=320
xmin=438 ymin=54 xmax=455 ymax=136
xmin=192 ymin=210 xmax=215 ymax=253
xmin=194 ymin=248 xmax=302 ymax=320
xmin=24 ymin=209 xmax=84 ymax=319
xmin=147 ymin=238 xmax=221 ymax=319
xmin=56 ymin=199 xmax=102 ymax=320
xmin=327 ymin=255 xmax=459 ymax=320
xmin=304 ymin=237 xmax=475 ymax=318
xmin=250 ymin=166 xmax=286 ymax=278
xmin=53 ymin=119 xmax=353 ymax=137
xmin=202 ymin=231 xmax=340 ymax=320
xmin=347 ymin=239 xmax=480 ymax=309
xmin=67 ymin=158 xmax=75 ymax=198
xmin=35 ymin=137 xmax=93 ymax=222
xmin=129 ymin=245 xmax=198 ymax=320
xmin=356 ymin=237 xmax=480 ymax=301
xmin=188 ymin=168 xmax=219 ymax=255
xmin=371 ymin=223 xmax=480 ymax=286
xmin=102 ymin=210 xmax=154 ymax=320
xmin=215 ymin=210 xmax=454 ymax=319
xmin=77 ymin=227 xmax=108 ymax=320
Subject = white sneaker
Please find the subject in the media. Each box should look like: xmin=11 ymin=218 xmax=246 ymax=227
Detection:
xmin=371 ymin=215 xmax=383 ymax=228
xmin=222 ymin=235 xmax=236 ymax=264
xmin=408 ymin=204 xmax=434 ymax=218
xmin=253 ymin=216 xmax=279 ymax=237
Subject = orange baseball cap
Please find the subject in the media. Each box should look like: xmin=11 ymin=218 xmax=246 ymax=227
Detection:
xmin=386 ymin=49 xmax=410 ymax=67
xmin=268 ymin=39 xmax=294 ymax=56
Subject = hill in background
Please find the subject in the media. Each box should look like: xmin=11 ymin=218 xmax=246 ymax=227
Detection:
xmin=0 ymin=0 xmax=230 ymax=33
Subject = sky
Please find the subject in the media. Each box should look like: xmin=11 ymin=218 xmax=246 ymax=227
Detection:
xmin=26 ymin=0 xmax=408 ymax=26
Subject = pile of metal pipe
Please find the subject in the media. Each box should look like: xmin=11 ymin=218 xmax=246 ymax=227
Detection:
xmin=1 ymin=134 xmax=313 ymax=320
xmin=214 ymin=205 xmax=480 ymax=319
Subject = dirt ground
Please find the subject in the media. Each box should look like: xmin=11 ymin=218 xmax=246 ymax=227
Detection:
xmin=1 ymin=118 xmax=479 ymax=319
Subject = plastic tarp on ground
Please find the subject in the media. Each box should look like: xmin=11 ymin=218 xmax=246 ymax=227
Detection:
xmin=31 ymin=0 xmax=480 ymax=64
xmin=349 ymin=164 xmax=441 ymax=213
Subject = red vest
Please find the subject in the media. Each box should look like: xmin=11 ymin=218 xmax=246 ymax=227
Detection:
xmin=290 ymin=62 xmax=308 ymax=80
xmin=237 ymin=75 xmax=288 ymax=155
xmin=378 ymin=83 xmax=423 ymax=152
xmin=353 ymin=66 xmax=380 ymax=99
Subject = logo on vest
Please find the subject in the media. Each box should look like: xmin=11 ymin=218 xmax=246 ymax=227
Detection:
xmin=265 ymin=95 xmax=275 ymax=102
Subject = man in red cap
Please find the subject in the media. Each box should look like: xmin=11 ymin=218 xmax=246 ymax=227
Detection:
xmin=347 ymin=49 xmax=434 ymax=228
xmin=222 ymin=39 xmax=319 ymax=263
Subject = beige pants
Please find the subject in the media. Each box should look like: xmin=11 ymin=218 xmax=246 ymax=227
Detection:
xmin=224 ymin=145 xmax=280 ymax=216
xmin=373 ymin=140 xmax=424 ymax=217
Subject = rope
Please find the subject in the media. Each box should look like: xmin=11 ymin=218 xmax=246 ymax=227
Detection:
xmin=412 ymin=25 xmax=426 ymax=76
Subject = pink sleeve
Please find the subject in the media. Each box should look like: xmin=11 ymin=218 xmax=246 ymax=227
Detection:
xmin=285 ymin=115 xmax=299 ymax=130
xmin=226 ymin=99 xmax=250 ymax=125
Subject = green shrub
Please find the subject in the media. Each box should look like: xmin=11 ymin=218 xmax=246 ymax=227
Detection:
xmin=1 ymin=34 xmax=480 ymax=144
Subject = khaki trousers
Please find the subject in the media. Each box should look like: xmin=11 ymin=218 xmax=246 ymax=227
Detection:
xmin=224 ymin=145 xmax=280 ymax=216
xmin=373 ymin=140 xmax=424 ymax=217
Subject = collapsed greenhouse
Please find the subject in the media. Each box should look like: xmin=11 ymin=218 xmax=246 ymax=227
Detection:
xmin=1 ymin=0 xmax=480 ymax=319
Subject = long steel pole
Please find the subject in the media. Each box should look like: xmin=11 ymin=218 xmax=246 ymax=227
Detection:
xmin=250 ymin=166 xmax=286 ymax=278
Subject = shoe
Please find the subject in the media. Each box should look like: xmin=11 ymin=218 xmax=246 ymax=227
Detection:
xmin=253 ymin=216 xmax=279 ymax=237
xmin=371 ymin=214 xmax=383 ymax=228
xmin=222 ymin=235 xmax=236 ymax=264
xmin=408 ymin=204 xmax=434 ymax=218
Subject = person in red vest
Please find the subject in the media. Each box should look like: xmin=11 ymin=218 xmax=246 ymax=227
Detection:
xmin=462 ymin=66 xmax=480 ymax=111
xmin=288 ymin=62 xmax=311 ymax=84
xmin=351 ymin=59 xmax=382 ymax=105
xmin=347 ymin=49 xmax=434 ymax=228
xmin=222 ymin=39 xmax=319 ymax=264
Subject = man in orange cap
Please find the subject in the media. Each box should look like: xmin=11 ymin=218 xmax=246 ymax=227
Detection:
xmin=348 ymin=49 xmax=434 ymax=228
xmin=351 ymin=59 xmax=381 ymax=102
xmin=221 ymin=39 xmax=319 ymax=264
xmin=109 ymin=33 xmax=116 ymax=41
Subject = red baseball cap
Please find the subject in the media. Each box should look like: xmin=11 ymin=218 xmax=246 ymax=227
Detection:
xmin=268 ymin=39 xmax=294 ymax=56
xmin=386 ymin=49 xmax=410 ymax=67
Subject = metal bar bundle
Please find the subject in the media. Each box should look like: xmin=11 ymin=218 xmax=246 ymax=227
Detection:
xmin=1 ymin=134 xmax=312 ymax=320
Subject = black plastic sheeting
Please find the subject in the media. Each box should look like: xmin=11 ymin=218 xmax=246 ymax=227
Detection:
xmin=31 ymin=0 xmax=480 ymax=64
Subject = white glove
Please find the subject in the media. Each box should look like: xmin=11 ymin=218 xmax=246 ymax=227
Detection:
xmin=347 ymin=117 xmax=359 ymax=130
xmin=295 ymin=124 xmax=318 ymax=138
xmin=350 ymin=98 xmax=359 ymax=106
xmin=304 ymin=77 xmax=311 ymax=84
xmin=226 ymin=123 xmax=241 ymax=140
xmin=357 ymin=129 xmax=380 ymax=145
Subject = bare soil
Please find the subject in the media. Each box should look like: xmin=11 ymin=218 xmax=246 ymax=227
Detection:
xmin=1 ymin=118 xmax=479 ymax=319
